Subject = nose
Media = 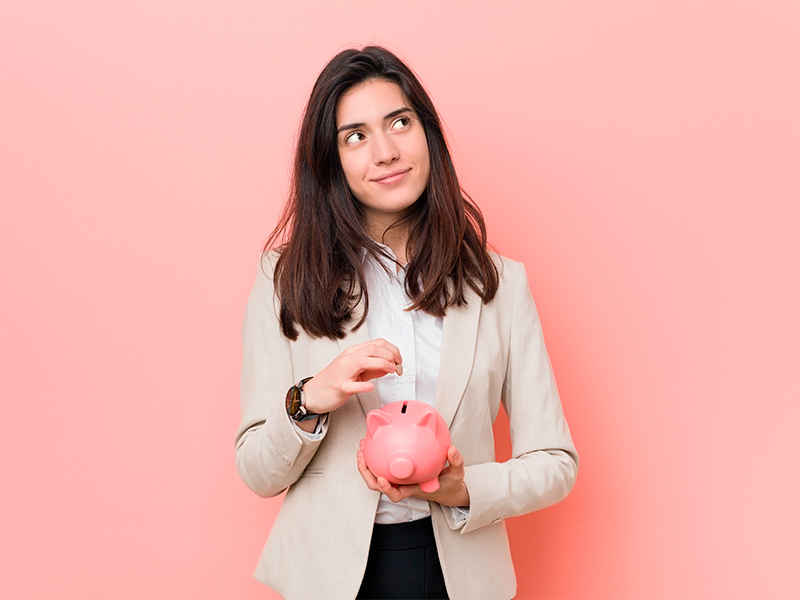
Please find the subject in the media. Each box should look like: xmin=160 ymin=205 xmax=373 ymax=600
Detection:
xmin=371 ymin=132 xmax=399 ymax=165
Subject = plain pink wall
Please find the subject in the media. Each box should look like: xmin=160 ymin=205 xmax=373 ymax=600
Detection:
xmin=2 ymin=1 xmax=798 ymax=598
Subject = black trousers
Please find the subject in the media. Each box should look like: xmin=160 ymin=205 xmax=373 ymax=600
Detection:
xmin=356 ymin=517 xmax=449 ymax=600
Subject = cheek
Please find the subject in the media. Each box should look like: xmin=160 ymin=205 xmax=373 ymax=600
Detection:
xmin=414 ymin=135 xmax=431 ymax=181
xmin=339 ymin=154 xmax=361 ymax=187
xmin=339 ymin=156 xmax=371 ymax=202
xmin=418 ymin=149 xmax=431 ymax=185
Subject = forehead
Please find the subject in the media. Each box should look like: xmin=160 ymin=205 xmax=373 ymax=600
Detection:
xmin=335 ymin=79 xmax=409 ymax=125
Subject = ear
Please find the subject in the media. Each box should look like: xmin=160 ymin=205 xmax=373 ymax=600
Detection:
xmin=366 ymin=410 xmax=392 ymax=434
xmin=415 ymin=410 xmax=438 ymax=434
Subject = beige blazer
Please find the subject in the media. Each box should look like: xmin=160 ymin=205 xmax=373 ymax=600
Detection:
xmin=235 ymin=252 xmax=578 ymax=600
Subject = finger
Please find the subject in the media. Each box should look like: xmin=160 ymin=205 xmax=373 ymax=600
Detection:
xmin=360 ymin=369 xmax=399 ymax=382
xmin=343 ymin=340 xmax=403 ymax=370
xmin=356 ymin=356 xmax=400 ymax=377
xmin=447 ymin=446 xmax=465 ymax=473
xmin=365 ymin=338 xmax=403 ymax=366
xmin=349 ymin=340 xmax=403 ymax=377
xmin=356 ymin=451 xmax=381 ymax=491
xmin=356 ymin=449 xmax=371 ymax=473
xmin=341 ymin=380 xmax=374 ymax=395
xmin=376 ymin=477 xmax=405 ymax=502
xmin=378 ymin=477 xmax=423 ymax=503
xmin=358 ymin=343 xmax=402 ymax=364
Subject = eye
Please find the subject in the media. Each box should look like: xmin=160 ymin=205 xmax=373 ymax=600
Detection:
xmin=391 ymin=116 xmax=411 ymax=131
xmin=343 ymin=131 xmax=366 ymax=145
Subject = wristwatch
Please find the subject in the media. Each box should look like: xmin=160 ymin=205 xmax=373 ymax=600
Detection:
xmin=285 ymin=377 xmax=318 ymax=422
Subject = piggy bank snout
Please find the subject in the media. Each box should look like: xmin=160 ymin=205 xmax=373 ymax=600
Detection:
xmin=388 ymin=454 xmax=415 ymax=480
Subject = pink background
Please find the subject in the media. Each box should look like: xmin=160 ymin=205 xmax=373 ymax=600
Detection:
xmin=2 ymin=1 xmax=799 ymax=598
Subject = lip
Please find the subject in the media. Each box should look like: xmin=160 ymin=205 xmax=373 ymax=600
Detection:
xmin=371 ymin=168 xmax=411 ymax=184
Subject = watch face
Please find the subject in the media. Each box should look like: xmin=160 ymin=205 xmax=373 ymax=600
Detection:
xmin=286 ymin=385 xmax=303 ymax=418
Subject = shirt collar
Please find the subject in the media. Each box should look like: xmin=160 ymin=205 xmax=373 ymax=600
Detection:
xmin=361 ymin=241 xmax=407 ymax=279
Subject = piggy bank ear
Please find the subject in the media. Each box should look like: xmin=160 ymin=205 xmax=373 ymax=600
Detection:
xmin=366 ymin=410 xmax=392 ymax=434
xmin=415 ymin=409 xmax=438 ymax=434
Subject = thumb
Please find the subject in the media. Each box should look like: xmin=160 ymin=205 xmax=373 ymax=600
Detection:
xmin=447 ymin=446 xmax=464 ymax=469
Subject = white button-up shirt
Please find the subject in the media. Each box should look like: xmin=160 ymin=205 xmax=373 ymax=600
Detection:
xmin=296 ymin=244 xmax=468 ymax=526
xmin=363 ymin=245 xmax=443 ymax=524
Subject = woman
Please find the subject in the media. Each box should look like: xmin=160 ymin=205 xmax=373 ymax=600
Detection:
xmin=235 ymin=46 xmax=578 ymax=600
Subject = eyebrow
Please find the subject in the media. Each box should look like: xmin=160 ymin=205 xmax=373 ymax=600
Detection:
xmin=336 ymin=107 xmax=414 ymax=133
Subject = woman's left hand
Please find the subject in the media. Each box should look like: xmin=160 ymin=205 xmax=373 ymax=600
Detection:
xmin=356 ymin=442 xmax=470 ymax=508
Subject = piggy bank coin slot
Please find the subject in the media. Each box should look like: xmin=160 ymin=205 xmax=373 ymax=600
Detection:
xmin=401 ymin=401 xmax=408 ymax=414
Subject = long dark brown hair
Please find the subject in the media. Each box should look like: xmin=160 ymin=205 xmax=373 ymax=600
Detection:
xmin=265 ymin=45 xmax=498 ymax=340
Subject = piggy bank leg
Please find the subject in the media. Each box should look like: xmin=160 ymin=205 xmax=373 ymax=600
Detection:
xmin=419 ymin=478 xmax=440 ymax=493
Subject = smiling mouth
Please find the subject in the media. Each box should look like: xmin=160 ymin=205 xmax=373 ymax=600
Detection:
xmin=373 ymin=168 xmax=411 ymax=184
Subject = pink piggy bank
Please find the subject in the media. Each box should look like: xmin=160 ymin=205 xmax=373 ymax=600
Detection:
xmin=364 ymin=400 xmax=450 ymax=493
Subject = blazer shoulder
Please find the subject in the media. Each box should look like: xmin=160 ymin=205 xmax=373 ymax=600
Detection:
xmin=245 ymin=249 xmax=283 ymax=314
xmin=488 ymin=251 xmax=528 ymax=288
xmin=258 ymin=247 xmax=284 ymax=281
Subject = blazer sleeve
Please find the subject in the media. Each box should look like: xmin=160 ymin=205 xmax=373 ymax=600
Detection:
xmin=234 ymin=255 xmax=328 ymax=498
xmin=460 ymin=261 xmax=579 ymax=533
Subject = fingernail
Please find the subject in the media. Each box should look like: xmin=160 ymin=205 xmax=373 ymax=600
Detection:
xmin=395 ymin=363 xmax=403 ymax=376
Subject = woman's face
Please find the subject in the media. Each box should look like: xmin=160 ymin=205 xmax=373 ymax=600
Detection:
xmin=335 ymin=79 xmax=431 ymax=234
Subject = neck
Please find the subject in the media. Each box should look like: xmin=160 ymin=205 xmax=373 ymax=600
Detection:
xmin=365 ymin=219 xmax=409 ymax=266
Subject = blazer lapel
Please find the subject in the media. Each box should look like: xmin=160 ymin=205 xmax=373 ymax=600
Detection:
xmin=334 ymin=277 xmax=482 ymax=423
xmin=336 ymin=296 xmax=381 ymax=417
xmin=435 ymin=289 xmax=482 ymax=428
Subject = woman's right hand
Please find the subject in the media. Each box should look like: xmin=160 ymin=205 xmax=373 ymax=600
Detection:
xmin=302 ymin=338 xmax=402 ymax=415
